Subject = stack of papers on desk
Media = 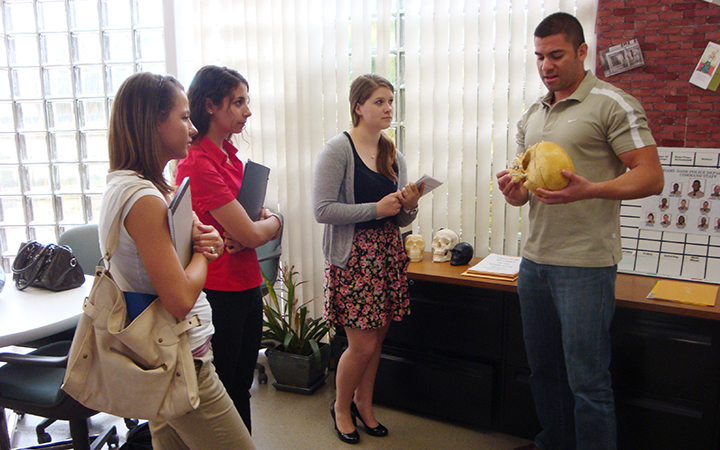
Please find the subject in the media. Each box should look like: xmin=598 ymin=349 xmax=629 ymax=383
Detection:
xmin=461 ymin=253 xmax=521 ymax=281
xmin=646 ymin=279 xmax=719 ymax=307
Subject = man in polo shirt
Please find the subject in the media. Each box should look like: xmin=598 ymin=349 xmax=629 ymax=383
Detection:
xmin=496 ymin=12 xmax=664 ymax=450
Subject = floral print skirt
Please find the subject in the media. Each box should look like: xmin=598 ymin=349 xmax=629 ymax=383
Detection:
xmin=324 ymin=221 xmax=410 ymax=330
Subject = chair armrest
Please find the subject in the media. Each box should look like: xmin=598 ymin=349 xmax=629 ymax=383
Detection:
xmin=257 ymin=246 xmax=282 ymax=263
xmin=0 ymin=352 xmax=68 ymax=368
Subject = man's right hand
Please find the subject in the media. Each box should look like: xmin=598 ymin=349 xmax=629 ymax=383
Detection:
xmin=497 ymin=169 xmax=529 ymax=207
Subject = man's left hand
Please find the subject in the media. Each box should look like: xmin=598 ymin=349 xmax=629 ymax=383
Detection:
xmin=533 ymin=170 xmax=594 ymax=205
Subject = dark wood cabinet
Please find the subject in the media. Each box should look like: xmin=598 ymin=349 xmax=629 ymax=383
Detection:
xmin=500 ymin=295 xmax=720 ymax=449
xmin=610 ymin=308 xmax=720 ymax=450
xmin=384 ymin=280 xmax=504 ymax=362
xmin=377 ymin=279 xmax=502 ymax=428
xmin=333 ymin=278 xmax=502 ymax=428
xmin=373 ymin=348 xmax=495 ymax=427
xmin=330 ymin=254 xmax=720 ymax=450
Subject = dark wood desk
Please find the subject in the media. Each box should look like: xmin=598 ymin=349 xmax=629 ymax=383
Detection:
xmin=362 ymin=253 xmax=720 ymax=450
xmin=408 ymin=254 xmax=720 ymax=320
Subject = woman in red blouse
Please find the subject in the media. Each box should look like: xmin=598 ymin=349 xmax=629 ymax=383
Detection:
xmin=175 ymin=65 xmax=282 ymax=434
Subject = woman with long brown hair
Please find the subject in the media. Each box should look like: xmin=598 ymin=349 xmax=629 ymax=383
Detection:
xmin=101 ymin=71 xmax=254 ymax=449
xmin=313 ymin=74 xmax=422 ymax=444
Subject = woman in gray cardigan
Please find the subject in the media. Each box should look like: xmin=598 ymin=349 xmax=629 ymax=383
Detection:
xmin=313 ymin=74 xmax=422 ymax=445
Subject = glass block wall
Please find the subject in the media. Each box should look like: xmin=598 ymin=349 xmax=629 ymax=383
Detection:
xmin=0 ymin=0 xmax=165 ymax=272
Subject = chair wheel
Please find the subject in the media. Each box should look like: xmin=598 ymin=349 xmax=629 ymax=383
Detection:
xmin=258 ymin=372 xmax=268 ymax=384
xmin=108 ymin=433 xmax=120 ymax=448
xmin=124 ymin=418 xmax=139 ymax=430
xmin=37 ymin=431 xmax=51 ymax=444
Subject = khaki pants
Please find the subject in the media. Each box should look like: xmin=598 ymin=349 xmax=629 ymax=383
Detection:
xmin=149 ymin=351 xmax=255 ymax=450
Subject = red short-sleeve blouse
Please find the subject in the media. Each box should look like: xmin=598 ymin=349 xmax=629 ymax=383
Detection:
xmin=175 ymin=136 xmax=262 ymax=291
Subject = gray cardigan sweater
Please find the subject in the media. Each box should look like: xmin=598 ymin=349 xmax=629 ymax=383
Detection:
xmin=313 ymin=132 xmax=417 ymax=269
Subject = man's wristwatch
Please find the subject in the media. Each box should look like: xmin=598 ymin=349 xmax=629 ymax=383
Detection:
xmin=403 ymin=206 xmax=418 ymax=214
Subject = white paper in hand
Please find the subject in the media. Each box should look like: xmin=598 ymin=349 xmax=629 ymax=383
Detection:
xmin=415 ymin=174 xmax=443 ymax=196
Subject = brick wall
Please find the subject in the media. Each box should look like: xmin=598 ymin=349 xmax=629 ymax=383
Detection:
xmin=595 ymin=0 xmax=720 ymax=148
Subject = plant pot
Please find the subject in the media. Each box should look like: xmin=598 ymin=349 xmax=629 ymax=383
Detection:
xmin=265 ymin=342 xmax=331 ymax=394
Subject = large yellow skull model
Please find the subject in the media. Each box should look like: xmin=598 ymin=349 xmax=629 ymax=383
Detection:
xmin=507 ymin=141 xmax=575 ymax=194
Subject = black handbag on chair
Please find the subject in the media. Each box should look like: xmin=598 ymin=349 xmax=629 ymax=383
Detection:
xmin=11 ymin=240 xmax=86 ymax=291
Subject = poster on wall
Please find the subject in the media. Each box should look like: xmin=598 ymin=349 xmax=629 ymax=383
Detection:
xmin=620 ymin=148 xmax=720 ymax=283
xmin=599 ymin=39 xmax=645 ymax=76
xmin=689 ymin=41 xmax=720 ymax=91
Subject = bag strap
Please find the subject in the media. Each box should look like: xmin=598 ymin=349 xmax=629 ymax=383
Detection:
xmin=103 ymin=181 xmax=156 ymax=265
xmin=11 ymin=241 xmax=44 ymax=275
xmin=173 ymin=315 xmax=201 ymax=335
xmin=12 ymin=242 xmax=49 ymax=290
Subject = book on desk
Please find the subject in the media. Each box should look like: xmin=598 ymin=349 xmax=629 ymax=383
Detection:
xmin=647 ymin=279 xmax=719 ymax=307
xmin=461 ymin=253 xmax=521 ymax=282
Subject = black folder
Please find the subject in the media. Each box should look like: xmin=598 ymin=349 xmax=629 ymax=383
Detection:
xmin=237 ymin=160 xmax=270 ymax=221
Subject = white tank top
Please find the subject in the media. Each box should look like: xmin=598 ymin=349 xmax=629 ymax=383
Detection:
xmin=98 ymin=170 xmax=214 ymax=351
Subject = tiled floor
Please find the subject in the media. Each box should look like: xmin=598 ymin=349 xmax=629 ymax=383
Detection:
xmin=8 ymin=351 xmax=532 ymax=449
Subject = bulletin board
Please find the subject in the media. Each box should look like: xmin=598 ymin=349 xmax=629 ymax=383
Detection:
xmin=619 ymin=147 xmax=720 ymax=283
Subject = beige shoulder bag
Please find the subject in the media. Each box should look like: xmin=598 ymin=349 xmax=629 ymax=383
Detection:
xmin=62 ymin=183 xmax=201 ymax=422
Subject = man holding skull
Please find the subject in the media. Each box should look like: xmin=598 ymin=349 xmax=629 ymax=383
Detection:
xmin=496 ymin=12 xmax=664 ymax=450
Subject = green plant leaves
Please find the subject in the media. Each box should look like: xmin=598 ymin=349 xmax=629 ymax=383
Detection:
xmin=261 ymin=265 xmax=330 ymax=365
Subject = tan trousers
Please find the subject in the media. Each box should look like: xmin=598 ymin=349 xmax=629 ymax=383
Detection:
xmin=149 ymin=351 xmax=255 ymax=450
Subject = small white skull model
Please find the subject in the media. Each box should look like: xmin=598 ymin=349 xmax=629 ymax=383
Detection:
xmin=404 ymin=234 xmax=425 ymax=263
xmin=431 ymin=229 xmax=459 ymax=262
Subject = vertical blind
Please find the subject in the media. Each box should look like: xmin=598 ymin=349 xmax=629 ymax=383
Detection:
xmin=175 ymin=0 xmax=597 ymax=317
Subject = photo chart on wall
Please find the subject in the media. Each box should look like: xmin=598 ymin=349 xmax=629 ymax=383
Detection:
xmin=620 ymin=147 xmax=720 ymax=283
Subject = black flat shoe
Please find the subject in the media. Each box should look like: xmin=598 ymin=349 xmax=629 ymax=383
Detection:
xmin=350 ymin=401 xmax=389 ymax=437
xmin=330 ymin=402 xmax=360 ymax=444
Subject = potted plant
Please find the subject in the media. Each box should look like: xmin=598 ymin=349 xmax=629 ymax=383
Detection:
xmin=262 ymin=264 xmax=331 ymax=394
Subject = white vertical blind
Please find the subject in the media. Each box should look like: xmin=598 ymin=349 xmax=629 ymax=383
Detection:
xmin=489 ymin=0 xmax=512 ymax=255
xmin=375 ymin=0 xmax=392 ymax=79
xmin=475 ymin=0 xmax=496 ymax=256
xmin=403 ymin=1 xmax=422 ymax=244
xmin=447 ymin=2 xmax=464 ymax=237
xmin=180 ymin=0 xmax=598 ymax=317
xmin=431 ymin=1 xmax=450 ymax=232
xmin=461 ymin=0 xmax=480 ymax=252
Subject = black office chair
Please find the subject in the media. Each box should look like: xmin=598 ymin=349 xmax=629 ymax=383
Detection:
xmin=16 ymin=225 xmax=137 ymax=444
xmin=255 ymin=211 xmax=284 ymax=385
xmin=0 ymin=341 xmax=118 ymax=450
xmin=257 ymin=211 xmax=284 ymax=297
